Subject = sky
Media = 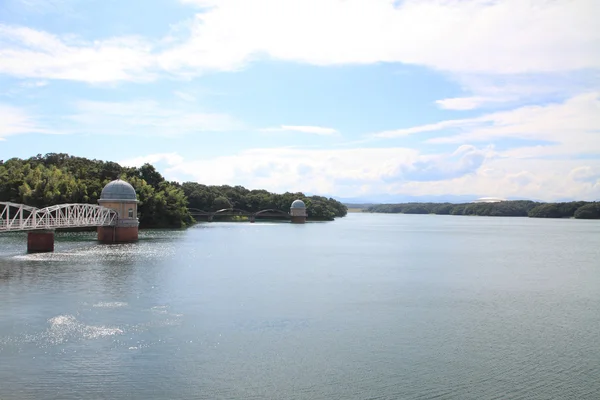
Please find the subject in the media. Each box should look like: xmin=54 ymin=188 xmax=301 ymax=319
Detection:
xmin=0 ymin=0 xmax=599 ymax=202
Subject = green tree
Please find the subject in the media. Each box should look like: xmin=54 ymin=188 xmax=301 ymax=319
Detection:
xmin=213 ymin=196 xmax=232 ymax=210
xmin=0 ymin=154 xmax=347 ymax=225
xmin=574 ymin=203 xmax=600 ymax=219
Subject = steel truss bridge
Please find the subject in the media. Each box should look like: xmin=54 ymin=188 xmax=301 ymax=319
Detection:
xmin=0 ymin=203 xmax=292 ymax=233
xmin=0 ymin=202 xmax=118 ymax=232
xmin=188 ymin=208 xmax=292 ymax=222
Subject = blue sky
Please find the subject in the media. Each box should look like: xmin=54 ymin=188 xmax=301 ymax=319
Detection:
xmin=1 ymin=0 xmax=599 ymax=201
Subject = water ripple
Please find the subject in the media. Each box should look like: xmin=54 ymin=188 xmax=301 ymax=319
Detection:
xmin=92 ymin=302 xmax=128 ymax=308
xmin=45 ymin=315 xmax=123 ymax=344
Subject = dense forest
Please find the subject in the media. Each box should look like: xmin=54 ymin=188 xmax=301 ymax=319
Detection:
xmin=0 ymin=154 xmax=347 ymax=228
xmin=180 ymin=182 xmax=347 ymax=221
xmin=366 ymin=200 xmax=600 ymax=219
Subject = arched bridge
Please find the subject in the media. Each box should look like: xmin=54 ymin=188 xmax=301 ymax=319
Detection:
xmin=0 ymin=202 xmax=118 ymax=232
xmin=188 ymin=207 xmax=292 ymax=222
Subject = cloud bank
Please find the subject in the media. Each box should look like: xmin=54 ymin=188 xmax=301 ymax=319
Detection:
xmin=1 ymin=0 xmax=598 ymax=83
xmin=1 ymin=0 xmax=598 ymax=201
xmin=259 ymin=125 xmax=339 ymax=135
xmin=124 ymin=147 xmax=600 ymax=202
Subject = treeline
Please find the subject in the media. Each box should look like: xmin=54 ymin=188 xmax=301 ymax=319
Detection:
xmin=366 ymin=200 xmax=600 ymax=219
xmin=181 ymin=182 xmax=347 ymax=220
xmin=0 ymin=154 xmax=347 ymax=228
xmin=0 ymin=154 xmax=193 ymax=228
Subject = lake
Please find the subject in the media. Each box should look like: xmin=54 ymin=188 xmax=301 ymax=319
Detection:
xmin=1 ymin=213 xmax=599 ymax=399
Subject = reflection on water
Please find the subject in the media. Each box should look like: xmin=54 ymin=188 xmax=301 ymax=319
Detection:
xmin=1 ymin=216 xmax=600 ymax=400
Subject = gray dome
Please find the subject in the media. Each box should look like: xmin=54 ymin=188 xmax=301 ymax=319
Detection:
xmin=291 ymin=199 xmax=306 ymax=208
xmin=100 ymin=179 xmax=137 ymax=201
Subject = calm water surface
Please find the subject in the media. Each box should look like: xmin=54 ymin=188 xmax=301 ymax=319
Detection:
xmin=1 ymin=214 xmax=599 ymax=399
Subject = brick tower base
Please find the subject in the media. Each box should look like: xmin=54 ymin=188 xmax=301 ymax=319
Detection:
xmin=27 ymin=230 xmax=55 ymax=253
xmin=97 ymin=226 xmax=138 ymax=243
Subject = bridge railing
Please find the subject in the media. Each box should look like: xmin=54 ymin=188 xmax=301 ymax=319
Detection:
xmin=187 ymin=208 xmax=292 ymax=222
xmin=0 ymin=202 xmax=118 ymax=232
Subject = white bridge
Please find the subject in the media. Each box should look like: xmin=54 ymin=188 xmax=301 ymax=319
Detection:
xmin=0 ymin=202 xmax=118 ymax=232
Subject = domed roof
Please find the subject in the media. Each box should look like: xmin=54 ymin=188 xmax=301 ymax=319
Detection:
xmin=100 ymin=179 xmax=137 ymax=201
xmin=291 ymin=199 xmax=306 ymax=208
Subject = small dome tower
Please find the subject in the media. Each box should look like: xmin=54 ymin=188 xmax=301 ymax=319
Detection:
xmin=290 ymin=199 xmax=307 ymax=224
xmin=97 ymin=179 xmax=139 ymax=243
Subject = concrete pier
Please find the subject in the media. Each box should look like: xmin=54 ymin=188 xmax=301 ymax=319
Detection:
xmin=27 ymin=230 xmax=54 ymax=253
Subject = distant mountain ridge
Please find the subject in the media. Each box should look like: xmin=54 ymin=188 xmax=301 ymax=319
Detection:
xmin=330 ymin=194 xmax=550 ymax=205
xmin=365 ymin=200 xmax=600 ymax=219
xmin=334 ymin=194 xmax=486 ymax=205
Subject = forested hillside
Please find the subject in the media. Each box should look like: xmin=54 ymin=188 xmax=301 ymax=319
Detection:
xmin=367 ymin=200 xmax=600 ymax=219
xmin=181 ymin=182 xmax=347 ymax=220
xmin=0 ymin=154 xmax=193 ymax=228
xmin=0 ymin=154 xmax=347 ymax=227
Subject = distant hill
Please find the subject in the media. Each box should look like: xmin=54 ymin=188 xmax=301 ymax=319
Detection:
xmin=342 ymin=203 xmax=375 ymax=212
xmin=333 ymin=194 xmax=547 ymax=204
xmin=335 ymin=194 xmax=479 ymax=204
xmin=343 ymin=203 xmax=376 ymax=209
xmin=365 ymin=200 xmax=600 ymax=219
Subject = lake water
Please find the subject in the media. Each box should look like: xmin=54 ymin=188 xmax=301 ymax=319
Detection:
xmin=1 ymin=214 xmax=599 ymax=399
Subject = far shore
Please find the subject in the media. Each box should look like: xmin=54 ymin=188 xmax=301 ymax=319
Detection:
xmin=345 ymin=200 xmax=600 ymax=220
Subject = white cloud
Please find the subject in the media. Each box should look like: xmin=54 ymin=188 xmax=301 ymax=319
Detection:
xmin=63 ymin=99 xmax=241 ymax=136
xmin=435 ymin=96 xmax=508 ymax=111
xmin=375 ymin=92 xmax=600 ymax=158
xmin=165 ymin=147 xmax=420 ymax=194
xmin=19 ymin=80 xmax=48 ymax=88
xmin=0 ymin=98 xmax=241 ymax=139
xmin=179 ymin=0 xmax=219 ymax=7
xmin=432 ymin=93 xmax=600 ymax=157
xmin=0 ymin=104 xmax=54 ymax=139
xmin=373 ymin=118 xmax=479 ymax=138
xmin=127 ymin=146 xmax=600 ymax=201
xmin=396 ymin=145 xmax=492 ymax=182
xmin=0 ymin=25 xmax=155 ymax=83
xmin=436 ymin=70 xmax=600 ymax=111
xmin=162 ymin=0 xmax=600 ymax=75
xmin=173 ymin=91 xmax=196 ymax=102
xmin=12 ymin=0 xmax=79 ymax=15
xmin=1 ymin=0 xmax=599 ymax=83
xmin=569 ymin=166 xmax=600 ymax=184
xmin=119 ymin=153 xmax=185 ymax=168
xmin=259 ymin=125 xmax=339 ymax=135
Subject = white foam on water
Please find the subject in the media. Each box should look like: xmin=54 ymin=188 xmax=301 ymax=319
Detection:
xmin=92 ymin=302 xmax=128 ymax=308
xmin=150 ymin=305 xmax=169 ymax=314
xmin=12 ymin=250 xmax=102 ymax=262
xmin=13 ymin=252 xmax=64 ymax=261
xmin=10 ymin=241 xmax=176 ymax=263
xmin=46 ymin=315 xmax=123 ymax=344
xmin=144 ymin=318 xmax=182 ymax=328
xmin=131 ymin=305 xmax=184 ymax=329
xmin=1 ymin=308 xmax=183 ymax=351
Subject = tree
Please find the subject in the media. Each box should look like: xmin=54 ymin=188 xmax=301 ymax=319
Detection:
xmin=529 ymin=204 xmax=562 ymax=218
xmin=138 ymin=164 xmax=164 ymax=188
xmin=0 ymin=155 xmax=347 ymax=226
xmin=574 ymin=203 xmax=600 ymax=219
xmin=213 ymin=196 xmax=232 ymax=210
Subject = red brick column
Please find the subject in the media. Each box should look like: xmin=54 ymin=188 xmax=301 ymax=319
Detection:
xmin=97 ymin=226 xmax=115 ymax=243
xmin=291 ymin=215 xmax=306 ymax=224
xmin=114 ymin=227 xmax=138 ymax=242
xmin=97 ymin=226 xmax=138 ymax=243
xmin=27 ymin=230 xmax=54 ymax=253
